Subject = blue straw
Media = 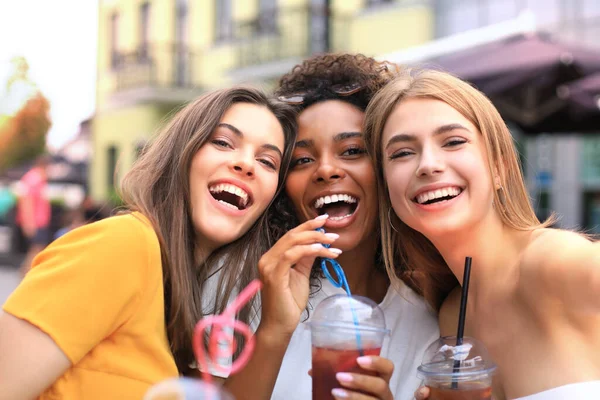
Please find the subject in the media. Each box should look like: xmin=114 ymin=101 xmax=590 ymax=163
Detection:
xmin=317 ymin=228 xmax=364 ymax=355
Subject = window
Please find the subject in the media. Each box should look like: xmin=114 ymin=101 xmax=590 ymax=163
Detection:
xmin=309 ymin=0 xmax=329 ymax=53
xmin=258 ymin=0 xmax=278 ymax=34
xmin=215 ymin=0 xmax=232 ymax=41
xmin=107 ymin=145 xmax=118 ymax=192
xmin=110 ymin=12 xmax=120 ymax=68
xmin=176 ymin=0 xmax=189 ymax=85
xmin=139 ymin=3 xmax=150 ymax=61
xmin=367 ymin=0 xmax=394 ymax=6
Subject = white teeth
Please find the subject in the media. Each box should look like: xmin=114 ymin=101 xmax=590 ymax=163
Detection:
xmin=329 ymin=214 xmax=353 ymax=221
xmin=416 ymin=187 xmax=461 ymax=204
xmin=313 ymin=194 xmax=357 ymax=209
xmin=208 ymin=183 xmax=250 ymax=207
xmin=218 ymin=200 xmax=239 ymax=210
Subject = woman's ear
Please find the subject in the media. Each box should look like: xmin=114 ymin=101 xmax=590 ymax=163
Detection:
xmin=494 ymin=174 xmax=502 ymax=190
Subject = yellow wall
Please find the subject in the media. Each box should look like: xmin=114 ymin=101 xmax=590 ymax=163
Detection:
xmin=91 ymin=103 xmax=170 ymax=200
xmin=92 ymin=0 xmax=434 ymax=200
xmin=344 ymin=5 xmax=433 ymax=56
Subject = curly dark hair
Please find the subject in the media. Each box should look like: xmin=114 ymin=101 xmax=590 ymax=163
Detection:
xmin=269 ymin=53 xmax=402 ymax=302
xmin=275 ymin=53 xmax=400 ymax=113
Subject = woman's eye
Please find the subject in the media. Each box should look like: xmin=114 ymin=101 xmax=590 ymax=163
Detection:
xmin=212 ymin=139 xmax=232 ymax=149
xmin=342 ymin=147 xmax=367 ymax=157
xmin=291 ymin=157 xmax=312 ymax=167
xmin=444 ymin=138 xmax=467 ymax=147
xmin=259 ymin=159 xmax=277 ymax=170
xmin=389 ymin=150 xmax=413 ymax=160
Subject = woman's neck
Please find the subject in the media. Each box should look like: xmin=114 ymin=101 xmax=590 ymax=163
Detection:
xmin=336 ymin=235 xmax=389 ymax=303
xmin=428 ymin=212 xmax=526 ymax=292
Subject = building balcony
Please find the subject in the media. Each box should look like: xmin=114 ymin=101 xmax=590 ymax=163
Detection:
xmin=106 ymin=44 xmax=205 ymax=108
xmin=228 ymin=5 xmax=352 ymax=81
xmin=227 ymin=2 xmax=433 ymax=82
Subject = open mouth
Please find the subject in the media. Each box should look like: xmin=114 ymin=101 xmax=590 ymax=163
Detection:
xmin=414 ymin=187 xmax=463 ymax=205
xmin=209 ymin=183 xmax=252 ymax=211
xmin=313 ymin=194 xmax=358 ymax=221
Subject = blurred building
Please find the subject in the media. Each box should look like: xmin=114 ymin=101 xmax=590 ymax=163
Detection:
xmin=388 ymin=0 xmax=600 ymax=230
xmin=91 ymin=0 xmax=435 ymax=201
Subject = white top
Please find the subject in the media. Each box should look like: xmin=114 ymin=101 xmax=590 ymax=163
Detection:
xmin=513 ymin=381 xmax=600 ymax=400
xmin=201 ymin=274 xmax=440 ymax=400
xmin=270 ymin=277 xmax=440 ymax=400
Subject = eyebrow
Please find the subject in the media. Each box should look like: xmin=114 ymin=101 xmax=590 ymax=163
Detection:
xmin=218 ymin=123 xmax=283 ymax=158
xmin=384 ymin=123 xmax=470 ymax=150
xmin=295 ymin=131 xmax=363 ymax=148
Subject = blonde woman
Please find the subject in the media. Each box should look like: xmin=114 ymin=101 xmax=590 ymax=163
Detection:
xmin=364 ymin=69 xmax=600 ymax=400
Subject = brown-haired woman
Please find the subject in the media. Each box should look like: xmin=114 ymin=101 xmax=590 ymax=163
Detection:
xmin=364 ymin=69 xmax=600 ymax=400
xmin=0 ymin=86 xmax=340 ymax=400
xmin=219 ymin=54 xmax=440 ymax=400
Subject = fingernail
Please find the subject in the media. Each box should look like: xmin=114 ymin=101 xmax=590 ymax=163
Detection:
xmin=329 ymin=248 xmax=343 ymax=254
xmin=325 ymin=233 xmax=340 ymax=239
xmin=357 ymin=356 xmax=372 ymax=366
xmin=336 ymin=372 xmax=353 ymax=383
xmin=315 ymin=214 xmax=329 ymax=220
xmin=311 ymin=243 xmax=324 ymax=249
xmin=331 ymin=388 xmax=349 ymax=398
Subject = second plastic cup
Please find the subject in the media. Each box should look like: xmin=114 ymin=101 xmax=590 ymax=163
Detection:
xmin=417 ymin=336 xmax=497 ymax=400
xmin=309 ymin=294 xmax=389 ymax=400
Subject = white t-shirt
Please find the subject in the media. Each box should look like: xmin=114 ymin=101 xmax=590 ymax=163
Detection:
xmin=269 ymin=277 xmax=440 ymax=400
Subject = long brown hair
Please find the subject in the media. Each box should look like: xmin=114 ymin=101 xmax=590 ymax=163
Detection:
xmin=364 ymin=69 xmax=554 ymax=310
xmin=120 ymin=87 xmax=297 ymax=373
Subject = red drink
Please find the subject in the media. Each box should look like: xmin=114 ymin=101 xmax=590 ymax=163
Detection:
xmin=311 ymin=346 xmax=381 ymax=400
xmin=428 ymin=382 xmax=492 ymax=400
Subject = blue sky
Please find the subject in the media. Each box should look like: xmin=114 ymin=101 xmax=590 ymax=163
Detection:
xmin=0 ymin=0 xmax=98 ymax=150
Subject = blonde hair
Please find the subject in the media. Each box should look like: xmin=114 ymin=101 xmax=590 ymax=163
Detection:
xmin=364 ymin=69 xmax=554 ymax=309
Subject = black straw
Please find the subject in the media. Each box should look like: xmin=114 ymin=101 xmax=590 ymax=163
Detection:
xmin=451 ymin=256 xmax=472 ymax=389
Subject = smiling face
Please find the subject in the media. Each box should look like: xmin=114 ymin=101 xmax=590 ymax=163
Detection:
xmin=189 ymin=102 xmax=285 ymax=252
xmin=284 ymin=100 xmax=378 ymax=251
xmin=382 ymin=97 xmax=497 ymax=238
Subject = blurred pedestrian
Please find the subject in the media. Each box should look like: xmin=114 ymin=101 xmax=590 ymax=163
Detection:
xmin=16 ymin=155 xmax=51 ymax=276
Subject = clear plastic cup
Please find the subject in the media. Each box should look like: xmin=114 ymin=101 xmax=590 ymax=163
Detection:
xmin=143 ymin=377 xmax=234 ymax=400
xmin=417 ymin=336 xmax=497 ymax=400
xmin=309 ymin=294 xmax=389 ymax=400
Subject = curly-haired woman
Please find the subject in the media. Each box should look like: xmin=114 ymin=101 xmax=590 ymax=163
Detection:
xmin=218 ymin=54 xmax=441 ymax=400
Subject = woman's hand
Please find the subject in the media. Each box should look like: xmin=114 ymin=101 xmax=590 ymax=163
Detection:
xmin=257 ymin=215 xmax=341 ymax=338
xmin=331 ymin=356 xmax=395 ymax=400
xmin=414 ymin=386 xmax=430 ymax=400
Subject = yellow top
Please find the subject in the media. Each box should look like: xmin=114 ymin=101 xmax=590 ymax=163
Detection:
xmin=3 ymin=212 xmax=178 ymax=399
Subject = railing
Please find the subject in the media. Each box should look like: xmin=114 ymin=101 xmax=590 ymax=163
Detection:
xmin=231 ymin=6 xmax=351 ymax=69
xmin=112 ymin=44 xmax=201 ymax=92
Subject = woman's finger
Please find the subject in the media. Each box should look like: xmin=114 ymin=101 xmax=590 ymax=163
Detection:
xmin=335 ymin=372 xmax=391 ymax=398
xmin=356 ymin=356 xmax=394 ymax=383
xmin=331 ymin=388 xmax=378 ymax=400
xmin=414 ymin=386 xmax=430 ymax=400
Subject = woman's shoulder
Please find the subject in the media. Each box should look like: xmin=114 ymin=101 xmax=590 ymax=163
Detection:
xmin=47 ymin=211 xmax=162 ymax=270
xmin=69 ymin=212 xmax=158 ymax=246
xmin=522 ymin=228 xmax=594 ymax=272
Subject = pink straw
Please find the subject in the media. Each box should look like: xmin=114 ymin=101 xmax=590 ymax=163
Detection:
xmin=193 ymin=279 xmax=263 ymax=383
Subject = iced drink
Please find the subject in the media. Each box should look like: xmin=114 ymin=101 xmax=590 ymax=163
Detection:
xmin=309 ymin=294 xmax=389 ymax=400
xmin=417 ymin=336 xmax=496 ymax=400
xmin=428 ymin=382 xmax=492 ymax=400
xmin=312 ymin=346 xmax=381 ymax=400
